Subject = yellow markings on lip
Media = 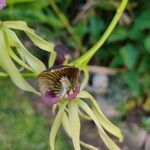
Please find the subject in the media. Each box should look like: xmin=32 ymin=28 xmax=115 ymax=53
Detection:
xmin=60 ymin=77 xmax=70 ymax=84
xmin=63 ymin=79 xmax=70 ymax=84
xmin=60 ymin=77 xmax=71 ymax=90
xmin=38 ymin=66 xmax=80 ymax=96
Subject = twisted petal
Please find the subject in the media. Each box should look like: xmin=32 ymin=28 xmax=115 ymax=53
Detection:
xmin=77 ymin=91 xmax=123 ymax=149
xmin=0 ymin=29 xmax=39 ymax=94
xmin=78 ymin=100 xmax=121 ymax=150
xmin=78 ymin=91 xmax=123 ymax=142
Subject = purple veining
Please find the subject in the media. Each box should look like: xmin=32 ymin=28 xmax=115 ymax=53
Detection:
xmin=43 ymin=91 xmax=61 ymax=105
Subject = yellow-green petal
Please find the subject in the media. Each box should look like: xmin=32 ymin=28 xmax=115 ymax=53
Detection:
xmin=0 ymin=29 xmax=39 ymax=94
xmin=62 ymin=111 xmax=71 ymax=137
xmin=62 ymin=111 xmax=97 ymax=150
xmin=8 ymin=47 xmax=33 ymax=71
xmin=80 ymin=66 xmax=89 ymax=90
xmin=80 ymin=141 xmax=99 ymax=150
xmin=78 ymin=100 xmax=121 ymax=150
xmin=79 ymin=110 xmax=91 ymax=120
xmin=68 ymin=101 xmax=81 ymax=150
xmin=50 ymin=102 xmax=68 ymax=150
xmin=3 ymin=27 xmax=46 ymax=74
xmin=78 ymin=91 xmax=123 ymax=142
xmin=3 ymin=21 xmax=56 ymax=67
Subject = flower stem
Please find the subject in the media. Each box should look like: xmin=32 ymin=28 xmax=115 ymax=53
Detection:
xmin=49 ymin=0 xmax=84 ymax=52
xmin=72 ymin=0 xmax=128 ymax=68
xmin=0 ymin=72 xmax=37 ymax=78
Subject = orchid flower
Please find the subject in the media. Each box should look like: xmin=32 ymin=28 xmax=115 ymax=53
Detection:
xmin=38 ymin=64 xmax=123 ymax=150
xmin=0 ymin=0 xmax=128 ymax=149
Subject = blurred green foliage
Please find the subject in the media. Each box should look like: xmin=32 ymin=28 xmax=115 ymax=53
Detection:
xmin=142 ymin=117 xmax=150 ymax=131
xmin=0 ymin=79 xmax=70 ymax=149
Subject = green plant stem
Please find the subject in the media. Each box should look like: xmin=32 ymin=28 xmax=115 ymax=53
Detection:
xmin=49 ymin=0 xmax=84 ymax=52
xmin=0 ymin=72 xmax=37 ymax=78
xmin=72 ymin=0 xmax=128 ymax=67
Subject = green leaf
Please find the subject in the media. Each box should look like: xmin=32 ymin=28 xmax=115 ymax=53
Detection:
xmin=141 ymin=74 xmax=150 ymax=93
xmin=138 ymin=56 xmax=150 ymax=73
xmin=46 ymin=14 xmax=64 ymax=30
xmin=89 ymin=15 xmax=104 ymax=42
xmin=0 ymin=29 xmax=39 ymax=94
xmin=68 ymin=101 xmax=81 ymax=150
xmin=132 ymin=10 xmax=150 ymax=31
xmin=120 ymin=44 xmax=138 ymax=70
xmin=129 ymin=10 xmax=150 ymax=40
xmin=110 ymin=54 xmax=123 ymax=67
xmin=74 ymin=21 xmax=88 ymax=37
xmin=122 ymin=71 xmax=140 ymax=96
xmin=141 ymin=117 xmax=150 ymax=131
xmin=144 ymin=35 xmax=150 ymax=53
xmin=57 ymin=0 xmax=72 ymax=11
xmin=128 ymin=28 xmax=144 ymax=41
xmin=0 ymin=9 xmax=47 ymax=25
xmin=108 ymin=27 xmax=128 ymax=43
xmin=95 ymin=0 xmax=116 ymax=10
xmin=50 ymin=102 xmax=68 ymax=150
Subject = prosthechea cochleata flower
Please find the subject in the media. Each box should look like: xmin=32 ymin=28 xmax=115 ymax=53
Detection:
xmin=38 ymin=64 xmax=123 ymax=150
xmin=38 ymin=65 xmax=80 ymax=105
xmin=0 ymin=0 xmax=128 ymax=149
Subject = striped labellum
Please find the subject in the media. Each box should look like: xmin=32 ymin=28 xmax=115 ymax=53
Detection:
xmin=38 ymin=65 xmax=80 ymax=105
